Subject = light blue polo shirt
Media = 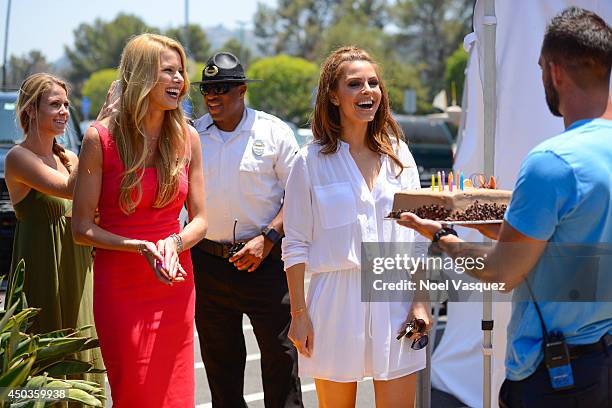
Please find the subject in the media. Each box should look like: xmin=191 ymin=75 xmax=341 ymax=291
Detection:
xmin=504 ymin=118 xmax=612 ymax=381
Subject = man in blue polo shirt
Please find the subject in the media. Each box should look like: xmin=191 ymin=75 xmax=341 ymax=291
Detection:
xmin=398 ymin=7 xmax=611 ymax=407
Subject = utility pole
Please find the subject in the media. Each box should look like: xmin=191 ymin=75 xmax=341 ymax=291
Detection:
xmin=2 ymin=0 xmax=12 ymax=88
xmin=184 ymin=0 xmax=190 ymax=57
xmin=236 ymin=20 xmax=246 ymax=64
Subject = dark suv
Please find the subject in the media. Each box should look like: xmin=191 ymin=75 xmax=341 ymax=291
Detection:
xmin=0 ymin=90 xmax=83 ymax=278
xmin=393 ymin=114 xmax=455 ymax=187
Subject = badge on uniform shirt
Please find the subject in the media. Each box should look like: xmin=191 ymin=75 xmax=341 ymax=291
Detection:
xmin=252 ymin=140 xmax=265 ymax=156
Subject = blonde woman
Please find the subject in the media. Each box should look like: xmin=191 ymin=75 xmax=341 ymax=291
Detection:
xmin=72 ymin=34 xmax=207 ymax=407
xmin=4 ymin=73 xmax=105 ymax=389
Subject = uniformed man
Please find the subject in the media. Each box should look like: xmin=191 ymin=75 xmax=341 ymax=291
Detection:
xmin=192 ymin=52 xmax=303 ymax=407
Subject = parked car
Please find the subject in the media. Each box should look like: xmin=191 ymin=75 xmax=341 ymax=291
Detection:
xmin=281 ymin=121 xmax=314 ymax=148
xmin=295 ymin=128 xmax=313 ymax=147
xmin=0 ymin=90 xmax=83 ymax=278
xmin=393 ymin=114 xmax=455 ymax=186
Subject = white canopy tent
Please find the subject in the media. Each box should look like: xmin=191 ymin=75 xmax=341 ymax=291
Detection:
xmin=430 ymin=1 xmax=612 ymax=407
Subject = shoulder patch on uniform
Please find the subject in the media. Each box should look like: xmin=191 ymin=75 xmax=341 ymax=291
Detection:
xmin=256 ymin=110 xmax=285 ymax=125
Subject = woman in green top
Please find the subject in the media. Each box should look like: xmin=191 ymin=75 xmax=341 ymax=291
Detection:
xmin=4 ymin=73 xmax=104 ymax=386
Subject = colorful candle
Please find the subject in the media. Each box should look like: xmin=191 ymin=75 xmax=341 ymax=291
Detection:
xmin=431 ymin=174 xmax=435 ymax=191
xmin=441 ymin=171 xmax=445 ymax=191
xmin=460 ymin=171 xmax=465 ymax=190
xmin=456 ymin=169 xmax=460 ymax=189
xmin=437 ymin=171 xmax=442 ymax=192
xmin=449 ymin=171 xmax=454 ymax=192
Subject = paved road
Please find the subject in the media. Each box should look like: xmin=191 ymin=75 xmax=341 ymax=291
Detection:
xmin=190 ymin=315 xmax=375 ymax=407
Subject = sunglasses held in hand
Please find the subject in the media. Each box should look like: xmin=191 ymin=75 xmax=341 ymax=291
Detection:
xmin=397 ymin=318 xmax=429 ymax=350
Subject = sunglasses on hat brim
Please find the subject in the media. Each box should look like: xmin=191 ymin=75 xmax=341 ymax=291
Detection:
xmin=199 ymin=82 xmax=244 ymax=96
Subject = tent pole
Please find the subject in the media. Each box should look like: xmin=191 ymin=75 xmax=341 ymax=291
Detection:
xmin=482 ymin=0 xmax=497 ymax=407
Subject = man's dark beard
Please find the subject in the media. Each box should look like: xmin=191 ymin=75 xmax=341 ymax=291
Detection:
xmin=544 ymin=71 xmax=562 ymax=117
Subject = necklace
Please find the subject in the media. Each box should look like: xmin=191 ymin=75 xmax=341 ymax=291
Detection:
xmin=145 ymin=136 xmax=160 ymax=154
xmin=350 ymin=146 xmax=375 ymax=159
xmin=34 ymin=151 xmax=56 ymax=160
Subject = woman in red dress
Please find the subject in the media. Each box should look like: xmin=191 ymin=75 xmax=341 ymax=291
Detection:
xmin=72 ymin=33 xmax=207 ymax=407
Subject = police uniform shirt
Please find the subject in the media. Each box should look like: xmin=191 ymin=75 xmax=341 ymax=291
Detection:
xmin=194 ymin=107 xmax=299 ymax=243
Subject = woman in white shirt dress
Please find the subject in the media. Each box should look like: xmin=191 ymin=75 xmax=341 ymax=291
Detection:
xmin=282 ymin=46 xmax=429 ymax=407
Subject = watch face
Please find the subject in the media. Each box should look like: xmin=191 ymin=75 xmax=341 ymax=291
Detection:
xmin=263 ymin=227 xmax=281 ymax=244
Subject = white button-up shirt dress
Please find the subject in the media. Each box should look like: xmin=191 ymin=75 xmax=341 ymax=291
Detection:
xmin=282 ymin=139 xmax=426 ymax=382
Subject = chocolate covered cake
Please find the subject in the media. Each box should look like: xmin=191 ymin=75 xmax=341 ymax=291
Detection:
xmin=388 ymin=187 xmax=512 ymax=222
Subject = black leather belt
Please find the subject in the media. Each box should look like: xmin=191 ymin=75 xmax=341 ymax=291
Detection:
xmin=568 ymin=333 xmax=611 ymax=359
xmin=196 ymin=238 xmax=282 ymax=261
xmin=196 ymin=238 xmax=234 ymax=259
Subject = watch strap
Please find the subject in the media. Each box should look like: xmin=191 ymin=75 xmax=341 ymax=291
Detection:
xmin=432 ymin=227 xmax=458 ymax=243
xmin=262 ymin=226 xmax=282 ymax=245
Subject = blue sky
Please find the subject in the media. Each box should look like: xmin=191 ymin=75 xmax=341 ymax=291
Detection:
xmin=3 ymin=0 xmax=277 ymax=61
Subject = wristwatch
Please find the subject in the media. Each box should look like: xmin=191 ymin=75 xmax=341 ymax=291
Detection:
xmin=261 ymin=226 xmax=282 ymax=245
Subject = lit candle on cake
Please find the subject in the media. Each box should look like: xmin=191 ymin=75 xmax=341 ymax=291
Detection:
xmin=449 ymin=171 xmax=453 ymax=192
xmin=437 ymin=172 xmax=442 ymax=192
xmin=441 ymin=171 xmax=445 ymax=190
xmin=431 ymin=174 xmax=435 ymax=191
xmin=456 ymin=170 xmax=460 ymax=189
xmin=460 ymin=171 xmax=465 ymax=190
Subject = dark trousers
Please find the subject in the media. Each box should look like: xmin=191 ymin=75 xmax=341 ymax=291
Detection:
xmin=192 ymin=246 xmax=303 ymax=408
xmin=499 ymin=341 xmax=611 ymax=408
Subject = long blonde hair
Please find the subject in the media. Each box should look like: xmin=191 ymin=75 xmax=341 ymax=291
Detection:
xmin=112 ymin=33 xmax=190 ymax=214
xmin=16 ymin=73 xmax=73 ymax=173
xmin=312 ymin=46 xmax=405 ymax=175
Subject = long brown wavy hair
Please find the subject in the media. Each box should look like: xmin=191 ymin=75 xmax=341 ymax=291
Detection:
xmin=16 ymin=73 xmax=73 ymax=173
xmin=111 ymin=33 xmax=190 ymax=214
xmin=311 ymin=46 xmax=405 ymax=175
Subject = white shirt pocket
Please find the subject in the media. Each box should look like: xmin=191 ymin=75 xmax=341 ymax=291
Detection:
xmin=239 ymin=154 xmax=275 ymax=198
xmin=313 ymin=182 xmax=357 ymax=229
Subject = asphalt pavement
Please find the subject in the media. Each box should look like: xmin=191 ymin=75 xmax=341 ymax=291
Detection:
xmin=190 ymin=315 xmax=375 ymax=407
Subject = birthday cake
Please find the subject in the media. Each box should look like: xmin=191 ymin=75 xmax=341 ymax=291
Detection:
xmin=388 ymin=174 xmax=512 ymax=222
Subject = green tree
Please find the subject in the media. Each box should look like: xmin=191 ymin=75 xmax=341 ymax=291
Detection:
xmin=391 ymin=0 xmax=474 ymax=100
xmin=246 ymin=55 xmax=318 ymax=126
xmin=165 ymin=24 xmax=211 ymax=62
xmin=315 ymin=14 xmax=428 ymax=114
xmin=185 ymin=59 xmax=207 ymax=119
xmin=219 ymin=38 xmax=252 ymax=67
xmin=333 ymin=0 xmax=388 ymax=28
xmin=65 ymin=13 xmax=158 ymax=85
xmin=81 ymin=69 xmax=119 ymax=118
xmin=6 ymin=50 xmax=52 ymax=87
xmin=444 ymin=44 xmax=468 ymax=105
xmin=254 ymin=0 xmax=388 ymax=60
xmin=315 ymin=14 xmax=387 ymax=61
xmin=383 ymin=59 xmax=431 ymax=114
xmin=253 ymin=0 xmax=328 ymax=59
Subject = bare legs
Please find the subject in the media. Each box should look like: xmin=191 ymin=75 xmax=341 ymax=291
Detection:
xmin=315 ymin=379 xmax=357 ymax=408
xmin=315 ymin=373 xmax=417 ymax=408
xmin=373 ymin=374 xmax=417 ymax=408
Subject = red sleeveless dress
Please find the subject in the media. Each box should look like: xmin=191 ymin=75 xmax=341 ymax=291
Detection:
xmin=92 ymin=123 xmax=194 ymax=407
